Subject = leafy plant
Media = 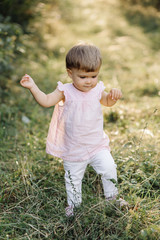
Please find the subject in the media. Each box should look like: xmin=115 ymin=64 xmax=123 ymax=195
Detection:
xmin=0 ymin=0 xmax=39 ymax=27
xmin=0 ymin=15 xmax=24 ymax=99
xmin=121 ymin=0 xmax=160 ymax=10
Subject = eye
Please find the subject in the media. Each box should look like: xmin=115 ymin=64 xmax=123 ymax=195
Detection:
xmin=92 ymin=75 xmax=97 ymax=78
xmin=80 ymin=76 xmax=86 ymax=79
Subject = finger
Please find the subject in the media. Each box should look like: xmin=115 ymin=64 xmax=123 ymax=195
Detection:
xmin=108 ymin=91 xmax=112 ymax=98
xmin=20 ymin=78 xmax=25 ymax=83
xmin=117 ymin=91 xmax=122 ymax=99
xmin=21 ymin=74 xmax=29 ymax=80
xmin=111 ymin=91 xmax=115 ymax=100
xmin=110 ymin=92 xmax=114 ymax=100
xmin=20 ymin=78 xmax=27 ymax=83
xmin=115 ymin=91 xmax=119 ymax=99
xmin=20 ymin=80 xmax=26 ymax=86
xmin=111 ymin=92 xmax=116 ymax=100
xmin=20 ymin=78 xmax=28 ymax=85
xmin=22 ymin=76 xmax=29 ymax=81
xmin=113 ymin=91 xmax=117 ymax=99
xmin=114 ymin=90 xmax=121 ymax=100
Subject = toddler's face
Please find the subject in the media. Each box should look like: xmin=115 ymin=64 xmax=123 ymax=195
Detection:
xmin=67 ymin=68 xmax=99 ymax=92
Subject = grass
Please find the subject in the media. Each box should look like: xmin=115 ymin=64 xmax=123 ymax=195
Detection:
xmin=0 ymin=0 xmax=160 ymax=239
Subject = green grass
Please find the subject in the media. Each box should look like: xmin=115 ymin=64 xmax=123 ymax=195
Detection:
xmin=0 ymin=0 xmax=160 ymax=239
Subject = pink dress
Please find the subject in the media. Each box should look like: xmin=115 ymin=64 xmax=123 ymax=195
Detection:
xmin=46 ymin=81 xmax=110 ymax=162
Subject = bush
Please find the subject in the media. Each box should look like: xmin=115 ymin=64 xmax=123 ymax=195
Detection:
xmin=0 ymin=15 xmax=23 ymax=96
xmin=121 ymin=0 xmax=160 ymax=10
xmin=0 ymin=0 xmax=40 ymax=27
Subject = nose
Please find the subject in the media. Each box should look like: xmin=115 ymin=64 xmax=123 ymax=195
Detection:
xmin=85 ymin=78 xmax=92 ymax=84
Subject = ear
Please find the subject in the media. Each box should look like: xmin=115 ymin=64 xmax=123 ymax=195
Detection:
xmin=67 ymin=68 xmax=72 ymax=78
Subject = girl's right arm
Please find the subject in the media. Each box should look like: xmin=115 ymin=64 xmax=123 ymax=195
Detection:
xmin=20 ymin=74 xmax=64 ymax=107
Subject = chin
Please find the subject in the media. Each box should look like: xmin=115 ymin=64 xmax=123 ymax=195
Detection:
xmin=84 ymin=88 xmax=92 ymax=92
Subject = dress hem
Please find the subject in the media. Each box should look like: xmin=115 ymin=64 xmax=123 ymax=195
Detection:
xmin=46 ymin=146 xmax=110 ymax=162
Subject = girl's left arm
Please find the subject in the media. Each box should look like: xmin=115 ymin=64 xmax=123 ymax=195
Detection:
xmin=100 ymin=88 xmax=122 ymax=107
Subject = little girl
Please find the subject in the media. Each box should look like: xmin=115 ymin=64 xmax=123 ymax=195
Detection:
xmin=20 ymin=43 xmax=128 ymax=216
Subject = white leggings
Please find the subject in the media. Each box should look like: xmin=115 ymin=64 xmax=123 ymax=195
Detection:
xmin=63 ymin=150 xmax=118 ymax=207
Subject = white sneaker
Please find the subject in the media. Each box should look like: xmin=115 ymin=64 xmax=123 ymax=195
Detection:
xmin=65 ymin=206 xmax=74 ymax=217
xmin=106 ymin=195 xmax=117 ymax=201
xmin=116 ymin=198 xmax=129 ymax=208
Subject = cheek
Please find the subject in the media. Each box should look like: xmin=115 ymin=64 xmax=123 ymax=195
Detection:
xmin=74 ymin=78 xmax=82 ymax=86
xmin=76 ymin=78 xmax=84 ymax=85
xmin=93 ymin=78 xmax=98 ymax=84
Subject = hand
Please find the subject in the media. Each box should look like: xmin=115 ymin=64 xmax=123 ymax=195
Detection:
xmin=20 ymin=74 xmax=35 ymax=90
xmin=108 ymin=88 xmax=122 ymax=102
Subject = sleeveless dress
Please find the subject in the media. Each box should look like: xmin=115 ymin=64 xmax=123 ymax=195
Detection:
xmin=46 ymin=81 xmax=110 ymax=162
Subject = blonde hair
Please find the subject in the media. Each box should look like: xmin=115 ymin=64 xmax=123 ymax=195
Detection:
xmin=66 ymin=43 xmax=102 ymax=72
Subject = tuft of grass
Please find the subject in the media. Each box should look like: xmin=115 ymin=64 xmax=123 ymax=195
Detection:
xmin=104 ymin=111 xmax=120 ymax=123
xmin=135 ymin=83 xmax=159 ymax=96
